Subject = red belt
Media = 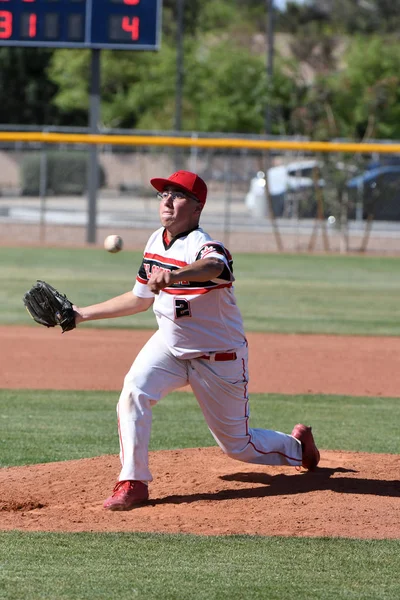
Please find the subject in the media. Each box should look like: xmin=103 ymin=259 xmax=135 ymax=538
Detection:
xmin=199 ymin=352 xmax=237 ymax=361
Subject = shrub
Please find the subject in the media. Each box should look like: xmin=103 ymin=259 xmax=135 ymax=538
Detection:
xmin=21 ymin=151 xmax=106 ymax=195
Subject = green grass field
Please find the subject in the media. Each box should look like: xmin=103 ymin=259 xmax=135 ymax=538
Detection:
xmin=0 ymin=388 xmax=399 ymax=599
xmin=1 ymin=390 xmax=399 ymax=468
xmin=1 ymin=532 xmax=399 ymax=600
xmin=1 ymin=247 xmax=399 ymax=599
xmin=2 ymin=247 xmax=400 ymax=334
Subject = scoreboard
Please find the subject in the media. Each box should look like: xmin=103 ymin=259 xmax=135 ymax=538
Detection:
xmin=0 ymin=0 xmax=161 ymax=50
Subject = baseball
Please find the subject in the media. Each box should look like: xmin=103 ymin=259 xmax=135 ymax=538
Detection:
xmin=104 ymin=234 xmax=123 ymax=253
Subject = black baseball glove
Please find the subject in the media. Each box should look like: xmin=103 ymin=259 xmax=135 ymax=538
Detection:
xmin=23 ymin=280 xmax=76 ymax=333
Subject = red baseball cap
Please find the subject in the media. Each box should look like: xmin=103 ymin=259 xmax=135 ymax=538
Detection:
xmin=150 ymin=170 xmax=207 ymax=205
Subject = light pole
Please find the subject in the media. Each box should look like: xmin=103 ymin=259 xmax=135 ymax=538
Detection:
xmin=265 ymin=0 xmax=275 ymax=136
xmin=175 ymin=0 xmax=184 ymax=133
xmin=263 ymin=0 xmax=283 ymax=251
xmin=175 ymin=0 xmax=184 ymax=169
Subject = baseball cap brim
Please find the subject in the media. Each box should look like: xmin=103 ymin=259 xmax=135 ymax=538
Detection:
xmin=150 ymin=177 xmax=182 ymax=193
xmin=150 ymin=177 xmax=206 ymax=205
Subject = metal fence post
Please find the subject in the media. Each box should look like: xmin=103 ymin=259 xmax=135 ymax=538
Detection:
xmin=39 ymin=144 xmax=48 ymax=243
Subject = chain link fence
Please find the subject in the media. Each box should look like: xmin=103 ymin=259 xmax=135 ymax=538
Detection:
xmin=0 ymin=131 xmax=399 ymax=254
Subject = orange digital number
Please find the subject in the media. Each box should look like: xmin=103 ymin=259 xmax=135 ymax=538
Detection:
xmin=0 ymin=10 xmax=12 ymax=38
xmin=122 ymin=16 xmax=139 ymax=40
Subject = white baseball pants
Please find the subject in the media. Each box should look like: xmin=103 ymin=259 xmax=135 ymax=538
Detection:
xmin=116 ymin=330 xmax=302 ymax=482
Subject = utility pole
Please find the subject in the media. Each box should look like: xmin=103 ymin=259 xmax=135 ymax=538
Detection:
xmin=265 ymin=0 xmax=275 ymax=136
xmin=87 ymin=49 xmax=101 ymax=244
xmin=264 ymin=0 xmax=283 ymax=251
xmin=175 ymin=0 xmax=184 ymax=170
xmin=175 ymin=0 xmax=184 ymax=132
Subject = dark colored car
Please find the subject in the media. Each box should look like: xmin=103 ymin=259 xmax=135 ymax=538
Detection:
xmin=347 ymin=165 xmax=400 ymax=221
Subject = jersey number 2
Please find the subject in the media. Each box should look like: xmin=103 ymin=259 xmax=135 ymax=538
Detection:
xmin=174 ymin=298 xmax=191 ymax=318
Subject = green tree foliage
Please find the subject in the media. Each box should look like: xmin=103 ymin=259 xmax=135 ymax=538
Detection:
xmin=46 ymin=50 xmax=91 ymax=118
xmin=3 ymin=0 xmax=400 ymax=141
xmin=176 ymin=40 xmax=269 ymax=133
xmin=162 ymin=0 xmax=257 ymax=38
xmin=0 ymin=48 xmax=86 ymax=126
xmin=327 ymin=36 xmax=400 ymax=139
xmin=292 ymin=36 xmax=400 ymax=140
xmin=48 ymin=39 xmax=303 ymax=135
xmin=283 ymin=0 xmax=400 ymax=34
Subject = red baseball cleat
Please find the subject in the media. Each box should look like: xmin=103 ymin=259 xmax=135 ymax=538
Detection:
xmin=291 ymin=424 xmax=320 ymax=470
xmin=103 ymin=480 xmax=149 ymax=511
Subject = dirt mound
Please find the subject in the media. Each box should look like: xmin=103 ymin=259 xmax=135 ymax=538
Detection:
xmin=1 ymin=447 xmax=399 ymax=539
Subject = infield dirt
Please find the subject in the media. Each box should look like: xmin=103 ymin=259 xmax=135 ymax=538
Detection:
xmin=1 ymin=326 xmax=399 ymax=539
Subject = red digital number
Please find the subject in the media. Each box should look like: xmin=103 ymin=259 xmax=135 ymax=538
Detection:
xmin=28 ymin=13 xmax=36 ymax=37
xmin=122 ymin=16 xmax=139 ymax=40
xmin=123 ymin=1 xmax=140 ymax=4
xmin=0 ymin=10 xmax=12 ymax=38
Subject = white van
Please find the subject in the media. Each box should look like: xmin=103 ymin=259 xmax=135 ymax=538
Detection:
xmin=245 ymin=160 xmax=324 ymax=217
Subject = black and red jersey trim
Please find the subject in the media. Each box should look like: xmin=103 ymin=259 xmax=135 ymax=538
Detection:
xmin=135 ymin=275 xmax=232 ymax=294
xmin=195 ymin=242 xmax=233 ymax=281
xmin=196 ymin=242 xmax=233 ymax=264
xmin=162 ymin=227 xmax=200 ymax=250
xmin=137 ymin=246 xmax=233 ymax=291
xmin=144 ymin=252 xmax=188 ymax=268
xmin=162 ymin=283 xmax=232 ymax=295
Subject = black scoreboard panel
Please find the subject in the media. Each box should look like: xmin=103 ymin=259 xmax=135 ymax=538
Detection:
xmin=0 ymin=0 xmax=161 ymax=49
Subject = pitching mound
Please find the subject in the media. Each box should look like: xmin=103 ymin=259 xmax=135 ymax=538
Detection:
xmin=1 ymin=447 xmax=399 ymax=539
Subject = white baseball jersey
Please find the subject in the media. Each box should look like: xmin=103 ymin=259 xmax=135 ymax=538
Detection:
xmin=133 ymin=226 xmax=246 ymax=358
xmin=115 ymin=225 xmax=303 ymax=485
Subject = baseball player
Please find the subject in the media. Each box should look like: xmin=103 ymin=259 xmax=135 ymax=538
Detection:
xmin=73 ymin=170 xmax=320 ymax=511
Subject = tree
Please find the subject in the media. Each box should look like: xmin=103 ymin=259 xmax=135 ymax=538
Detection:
xmin=327 ymin=36 xmax=400 ymax=139
xmin=294 ymin=36 xmax=400 ymax=140
xmin=0 ymin=48 xmax=86 ymax=126
xmin=297 ymin=0 xmax=400 ymax=33
xmin=48 ymin=36 xmax=305 ymax=135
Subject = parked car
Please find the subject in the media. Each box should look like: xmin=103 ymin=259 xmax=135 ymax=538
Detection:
xmin=245 ymin=160 xmax=324 ymax=218
xmin=346 ymin=165 xmax=400 ymax=221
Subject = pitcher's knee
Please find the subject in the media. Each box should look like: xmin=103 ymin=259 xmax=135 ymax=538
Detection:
xmin=220 ymin=442 xmax=251 ymax=462
xmin=118 ymin=385 xmax=151 ymax=417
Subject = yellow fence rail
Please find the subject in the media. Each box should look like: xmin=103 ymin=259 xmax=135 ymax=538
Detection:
xmin=0 ymin=131 xmax=400 ymax=154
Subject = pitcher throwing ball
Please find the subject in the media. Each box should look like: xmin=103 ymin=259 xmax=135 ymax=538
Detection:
xmin=73 ymin=170 xmax=320 ymax=511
